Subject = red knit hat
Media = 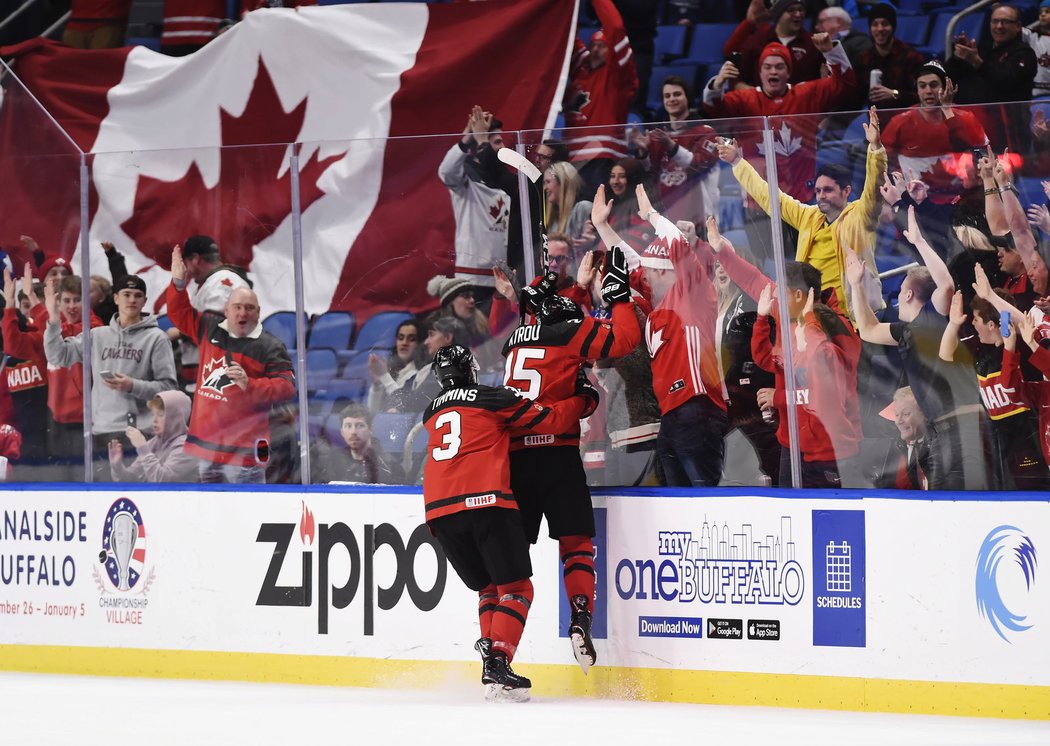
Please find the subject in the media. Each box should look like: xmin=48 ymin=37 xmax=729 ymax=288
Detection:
xmin=759 ymin=42 xmax=793 ymax=74
xmin=38 ymin=256 xmax=70 ymax=280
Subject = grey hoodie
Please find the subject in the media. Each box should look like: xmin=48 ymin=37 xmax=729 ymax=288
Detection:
xmin=44 ymin=314 xmax=178 ymax=434
xmin=110 ymin=390 xmax=198 ymax=483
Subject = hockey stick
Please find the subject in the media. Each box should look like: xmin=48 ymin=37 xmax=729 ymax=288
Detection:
xmin=498 ymin=146 xmax=556 ymax=322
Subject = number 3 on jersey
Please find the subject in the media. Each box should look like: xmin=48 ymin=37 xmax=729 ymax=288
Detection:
xmin=431 ymin=411 xmax=462 ymax=461
xmin=504 ymin=347 xmax=547 ymax=399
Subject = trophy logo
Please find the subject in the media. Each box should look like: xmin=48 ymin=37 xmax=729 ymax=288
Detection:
xmin=99 ymin=498 xmax=147 ymax=592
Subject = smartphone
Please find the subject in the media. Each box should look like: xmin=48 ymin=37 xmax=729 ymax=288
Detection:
xmin=100 ymin=370 xmax=115 ymax=380
xmin=256 ymin=439 xmax=270 ymax=464
xmin=126 ymin=411 xmax=137 ymax=428
xmin=972 ymin=148 xmax=986 ymax=166
xmin=1000 ymin=310 xmax=1011 ymax=338
xmin=727 ymin=51 xmax=743 ymax=68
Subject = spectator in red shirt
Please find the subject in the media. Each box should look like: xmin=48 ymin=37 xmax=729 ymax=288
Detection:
xmin=730 ymin=0 xmax=824 ymax=90
xmin=881 ymin=60 xmax=989 ymax=206
xmin=563 ymin=0 xmax=639 ymax=194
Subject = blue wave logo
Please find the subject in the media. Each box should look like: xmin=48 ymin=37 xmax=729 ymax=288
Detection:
xmin=975 ymin=525 xmax=1037 ymax=642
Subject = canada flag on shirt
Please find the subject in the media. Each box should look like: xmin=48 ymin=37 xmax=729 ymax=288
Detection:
xmin=0 ymin=0 xmax=576 ymax=319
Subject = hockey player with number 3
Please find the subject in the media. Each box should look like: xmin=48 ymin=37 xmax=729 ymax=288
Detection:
xmin=422 ymin=344 xmax=599 ymax=702
xmin=501 ymin=213 xmax=641 ymax=673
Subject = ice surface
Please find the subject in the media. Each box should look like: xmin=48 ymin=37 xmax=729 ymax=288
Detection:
xmin=1 ymin=672 xmax=1046 ymax=745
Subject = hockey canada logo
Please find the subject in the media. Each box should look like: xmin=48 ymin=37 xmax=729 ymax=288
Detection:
xmin=95 ymin=498 xmax=153 ymax=625
xmin=200 ymin=355 xmax=236 ymax=395
xmin=976 ymin=525 xmax=1038 ymax=642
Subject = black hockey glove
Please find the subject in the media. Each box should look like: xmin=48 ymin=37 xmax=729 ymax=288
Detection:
xmin=521 ymin=270 xmax=559 ymax=316
xmin=600 ymin=243 xmax=630 ymax=305
xmin=574 ymin=367 xmax=600 ymax=419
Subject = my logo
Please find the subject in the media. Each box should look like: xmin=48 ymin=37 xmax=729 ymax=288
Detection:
xmin=975 ymin=525 xmax=1037 ymax=642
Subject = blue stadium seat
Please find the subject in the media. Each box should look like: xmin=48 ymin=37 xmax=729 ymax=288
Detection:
xmin=371 ymin=413 xmax=421 ymax=457
xmin=577 ymin=25 xmax=598 ymax=46
xmin=305 ymin=349 xmax=339 ymax=389
xmin=262 ymin=311 xmax=305 ymax=351
xmin=312 ymin=377 xmax=367 ymax=406
xmin=679 ymin=22 xmax=737 ymax=65
xmin=353 ymin=311 xmax=414 ymax=352
xmin=894 ymin=15 xmax=930 ymax=47
xmin=918 ymin=9 xmax=985 ymax=58
xmin=655 ymin=24 xmax=688 ymax=63
xmin=307 ymin=310 xmax=355 ymax=351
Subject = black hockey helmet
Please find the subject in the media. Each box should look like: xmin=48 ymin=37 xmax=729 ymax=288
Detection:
xmin=433 ymin=344 xmax=479 ymax=389
xmin=537 ymin=294 xmax=583 ymax=325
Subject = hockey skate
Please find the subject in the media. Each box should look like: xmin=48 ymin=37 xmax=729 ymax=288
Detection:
xmin=474 ymin=636 xmax=492 ymax=683
xmin=482 ymin=652 xmax=531 ymax=703
xmin=569 ymin=594 xmax=597 ymax=674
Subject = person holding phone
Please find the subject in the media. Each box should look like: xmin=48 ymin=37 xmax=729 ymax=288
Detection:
xmin=43 ymin=274 xmax=177 ymax=480
xmin=166 ymin=244 xmax=295 ymax=484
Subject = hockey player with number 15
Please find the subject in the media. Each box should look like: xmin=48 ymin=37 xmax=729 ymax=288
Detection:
xmin=422 ymin=344 xmax=599 ymax=702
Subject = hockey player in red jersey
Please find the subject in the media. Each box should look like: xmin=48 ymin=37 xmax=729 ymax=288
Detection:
xmin=423 ymin=344 xmax=598 ymax=702
xmin=502 ymin=238 xmax=640 ymax=673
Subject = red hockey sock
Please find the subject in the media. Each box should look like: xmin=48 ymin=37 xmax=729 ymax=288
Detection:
xmin=559 ymin=535 xmax=595 ymax=603
xmin=490 ymin=578 xmax=533 ymax=662
xmin=477 ymin=583 xmax=498 ymax=639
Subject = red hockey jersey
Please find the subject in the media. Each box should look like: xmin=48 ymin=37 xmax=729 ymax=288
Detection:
xmin=422 ymin=385 xmax=587 ymax=523
xmin=881 ymin=107 xmax=988 ymax=203
xmin=501 ymin=301 xmax=640 ymax=448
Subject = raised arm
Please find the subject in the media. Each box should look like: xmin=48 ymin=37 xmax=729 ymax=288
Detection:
xmin=972 ymin=262 xmax=1024 ymax=319
xmin=846 ymin=248 xmax=895 ymax=345
xmin=994 ymin=154 xmax=1040 ymax=271
xmin=979 ymin=150 xmax=1008 ymax=236
xmin=938 ymin=291 xmax=967 ymax=362
xmin=902 ymin=205 xmax=954 ymax=316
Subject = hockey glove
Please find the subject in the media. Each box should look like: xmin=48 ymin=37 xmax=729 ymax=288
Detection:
xmin=521 ymin=270 xmax=559 ymax=316
xmin=600 ymin=244 xmax=631 ymax=305
xmin=574 ymin=367 xmax=600 ymax=419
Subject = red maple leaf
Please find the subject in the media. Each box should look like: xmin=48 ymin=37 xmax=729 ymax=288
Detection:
xmin=489 ymin=195 xmax=505 ymax=220
xmin=120 ymin=57 xmax=343 ymax=269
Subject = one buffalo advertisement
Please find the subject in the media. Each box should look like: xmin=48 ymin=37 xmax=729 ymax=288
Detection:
xmin=0 ymin=0 xmax=576 ymax=320
xmin=605 ymin=497 xmax=811 ymax=672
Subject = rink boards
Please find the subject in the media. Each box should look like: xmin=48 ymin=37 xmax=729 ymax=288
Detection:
xmin=0 ymin=484 xmax=1046 ymax=720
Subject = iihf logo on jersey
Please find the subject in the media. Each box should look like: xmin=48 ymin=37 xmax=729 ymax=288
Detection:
xmin=94 ymin=498 xmax=153 ymax=625
xmin=976 ymin=525 xmax=1038 ymax=643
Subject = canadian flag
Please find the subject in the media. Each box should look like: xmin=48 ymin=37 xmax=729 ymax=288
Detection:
xmin=0 ymin=0 xmax=577 ymax=318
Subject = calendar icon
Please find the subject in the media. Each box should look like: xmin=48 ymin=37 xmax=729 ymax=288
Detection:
xmin=825 ymin=541 xmax=852 ymax=593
